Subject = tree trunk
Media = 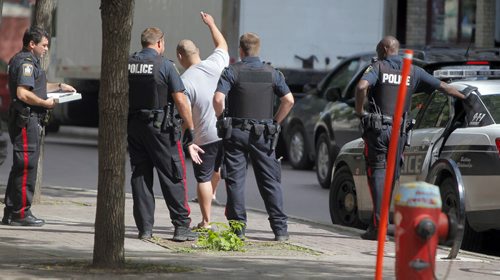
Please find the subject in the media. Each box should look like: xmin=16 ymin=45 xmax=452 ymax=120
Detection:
xmin=92 ymin=0 xmax=134 ymax=268
xmin=0 ymin=0 xmax=4 ymax=23
xmin=32 ymin=0 xmax=55 ymax=205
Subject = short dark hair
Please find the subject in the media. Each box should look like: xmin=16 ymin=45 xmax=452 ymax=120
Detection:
xmin=22 ymin=26 xmax=49 ymax=48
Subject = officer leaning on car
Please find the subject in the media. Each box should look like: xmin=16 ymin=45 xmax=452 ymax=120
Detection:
xmin=2 ymin=27 xmax=76 ymax=227
xmin=213 ymin=32 xmax=295 ymax=241
xmin=127 ymin=27 xmax=203 ymax=242
xmin=354 ymin=36 xmax=467 ymax=240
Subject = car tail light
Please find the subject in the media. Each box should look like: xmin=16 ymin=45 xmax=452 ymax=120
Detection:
xmin=496 ymin=138 xmax=500 ymax=158
xmin=466 ymin=61 xmax=490 ymax=65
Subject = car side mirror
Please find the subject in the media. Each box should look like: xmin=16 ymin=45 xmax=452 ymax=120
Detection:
xmin=325 ymin=87 xmax=342 ymax=102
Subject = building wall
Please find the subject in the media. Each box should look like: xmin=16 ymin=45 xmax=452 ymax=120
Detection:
xmin=402 ymin=0 xmax=496 ymax=47
xmin=476 ymin=0 xmax=495 ymax=47
xmin=405 ymin=0 xmax=427 ymax=46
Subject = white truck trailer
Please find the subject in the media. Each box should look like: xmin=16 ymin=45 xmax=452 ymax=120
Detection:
xmin=51 ymin=0 xmax=384 ymax=128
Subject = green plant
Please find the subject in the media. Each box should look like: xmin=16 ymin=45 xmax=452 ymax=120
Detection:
xmin=195 ymin=221 xmax=245 ymax=251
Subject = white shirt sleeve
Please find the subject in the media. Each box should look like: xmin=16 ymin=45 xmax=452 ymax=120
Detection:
xmin=205 ymin=48 xmax=230 ymax=71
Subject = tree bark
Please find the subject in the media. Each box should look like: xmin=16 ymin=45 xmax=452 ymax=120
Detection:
xmin=92 ymin=0 xmax=134 ymax=268
xmin=0 ymin=0 xmax=4 ymax=24
xmin=32 ymin=0 xmax=55 ymax=205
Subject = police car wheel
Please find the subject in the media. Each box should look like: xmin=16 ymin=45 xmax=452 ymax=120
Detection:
xmin=287 ymin=125 xmax=313 ymax=170
xmin=440 ymin=177 xmax=483 ymax=252
xmin=329 ymin=165 xmax=366 ymax=229
xmin=315 ymin=133 xmax=334 ymax=189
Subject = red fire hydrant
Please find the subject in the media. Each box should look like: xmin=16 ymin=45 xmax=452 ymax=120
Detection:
xmin=394 ymin=181 xmax=457 ymax=280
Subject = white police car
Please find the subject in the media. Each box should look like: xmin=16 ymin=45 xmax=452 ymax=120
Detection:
xmin=329 ymin=69 xmax=500 ymax=251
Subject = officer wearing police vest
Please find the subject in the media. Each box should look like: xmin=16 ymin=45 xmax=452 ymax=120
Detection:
xmin=213 ymin=32 xmax=294 ymax=241
xmin=2 ymin=27 xmax=76 ymax=227
xmin=128 ymin=27 xmax=203 ymax=241
xmin=355 ymin=36 xmax=464 ymax=240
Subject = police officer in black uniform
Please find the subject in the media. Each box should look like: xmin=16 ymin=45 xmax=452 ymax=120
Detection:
xmin=354 ymin=36 xmax=464 ymax=240
xmin=128 ymin=27 xmax=203 ymax=241
xmin=213 ymin=32 xmax=294 ymax=241
xmin=2 ymin=27 xmax=76 ymax=226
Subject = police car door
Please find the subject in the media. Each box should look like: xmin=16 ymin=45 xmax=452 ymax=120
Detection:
xmin=400 ymin=91 xmax=453 ymax=183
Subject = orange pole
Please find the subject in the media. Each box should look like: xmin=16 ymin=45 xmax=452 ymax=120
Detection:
xmin=374 ymin=49 xmax=414 ymax=280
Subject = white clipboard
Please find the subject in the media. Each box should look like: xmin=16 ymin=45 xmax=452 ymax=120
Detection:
xmin=47 ymin=92 xmax=82 ymax=103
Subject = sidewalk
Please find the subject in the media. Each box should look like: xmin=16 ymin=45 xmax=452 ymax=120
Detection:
xmin=1 ymin=185 xmax=499 ymax=279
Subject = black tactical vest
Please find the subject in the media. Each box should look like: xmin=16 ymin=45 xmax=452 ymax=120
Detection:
xmin=8 ymin=51 xmax=47 ymax=112
xmin=128 ymin=53 xmax=170 ymax=111
xmin=227 ymin=62 xmax=275 ymax=119
xmin=368 ymin=61 xmax=415 ymax=115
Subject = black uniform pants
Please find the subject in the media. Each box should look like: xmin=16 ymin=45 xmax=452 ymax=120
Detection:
xmin=223 ymin=127 xmax=288 ymax=236
xmin=127 ymin=118 xmax=190 ymax=233
xmin=4 ymin=114 xmax=42 ymax=219
xmin=362 ymin=123 xmax=406 ymax=228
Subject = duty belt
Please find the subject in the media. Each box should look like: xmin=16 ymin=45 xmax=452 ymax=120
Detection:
xmin=231 ymin=118 xmax=274 ymax=131
xmin=129 ymin=109 xmax=163 ymax=121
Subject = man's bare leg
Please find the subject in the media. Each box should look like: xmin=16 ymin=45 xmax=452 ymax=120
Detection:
xmin=197 ymin=181 xmax=213 ymax=228
xmin=211 ymin=169 xmax=221 ymax=200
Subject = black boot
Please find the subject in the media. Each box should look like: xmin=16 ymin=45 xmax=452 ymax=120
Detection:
xmin=10 ymin=214 xmax=45 ymax=227
xmin=138 ymin=230 xmax=152 ymax=240
xmin=172 ymin=226 xmax=198 ymax=242
xmin=360 ymin=226 xmax=378 ymax=240
xmin=2 ymin=208 xmax=11 ymax=225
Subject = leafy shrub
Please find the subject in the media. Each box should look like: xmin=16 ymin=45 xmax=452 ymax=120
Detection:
xmin=195 ymin=221 xmax=245 ymax=251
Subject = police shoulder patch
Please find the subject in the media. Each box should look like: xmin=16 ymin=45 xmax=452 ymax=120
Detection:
xmin=22 ymin=63 xmax=34 ymax=77
xmin=363 ymin=65 xmax=373 ymax=75
xmin=172 ymin=62 xmax=180 ymax=75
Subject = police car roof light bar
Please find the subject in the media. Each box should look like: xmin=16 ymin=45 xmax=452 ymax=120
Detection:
xmin=433 ymin=69 xmax=500 ymax=79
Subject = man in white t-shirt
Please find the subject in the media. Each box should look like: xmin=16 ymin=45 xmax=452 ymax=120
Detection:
xmin=176 ymin=12 xmax=229 ymax=229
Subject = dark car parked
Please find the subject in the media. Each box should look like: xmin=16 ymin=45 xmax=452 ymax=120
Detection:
xmin=283 ymin=47 xmax=500 ymax=189
xmin=281 ymin=52 xmax=374 ymax=171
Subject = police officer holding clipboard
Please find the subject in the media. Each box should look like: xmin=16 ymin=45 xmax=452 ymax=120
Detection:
xmin=213 ymin=32 xmax=294 ymax=241
xmin=2 ymin=27 xmax=76 ymax=227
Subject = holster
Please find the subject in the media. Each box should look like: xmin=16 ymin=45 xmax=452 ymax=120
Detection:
xmin=361 ymin=113 xmax=387 ymax=134
xmin=216 ymin=117 xmax=232 ymax=140
xmin=11 ymin=102 xmax=30 ymax=128
xmin=152 ymin=110 xmax=164 ymax=129
xmin=251 ymin=124 xmax=265 ymax=137
xmin=172 ymin=111 xmax=183 ymax=142
xmin=162 ymin=103 xmax=172 ymax=132
xmin=40 ymin=111 xmax=50 ymax=127
xmin=265 ymin=123 xmax=281 ymax=152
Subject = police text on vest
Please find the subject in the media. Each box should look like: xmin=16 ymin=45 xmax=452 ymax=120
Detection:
xmin=382 ymin=73 xmax=410 ymax=86
xmin=128 ymin=63 xmax=153 ymax=74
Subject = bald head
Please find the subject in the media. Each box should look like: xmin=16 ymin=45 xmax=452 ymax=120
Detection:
xmin=177 ymin=39 xmax=199 ymax=57
xmin=376 ymin=36 xmax=399 ymax=59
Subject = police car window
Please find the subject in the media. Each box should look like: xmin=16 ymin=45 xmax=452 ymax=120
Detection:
xmin=480 ymin=94 xmax=500 ymax=123
xmin=323 ymin=59 xmax=360 ymax=95
xmin=409 ymin=92 xmax=429 ymax=119
xmin=417 ymin=92 xmax=450 ymax=128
